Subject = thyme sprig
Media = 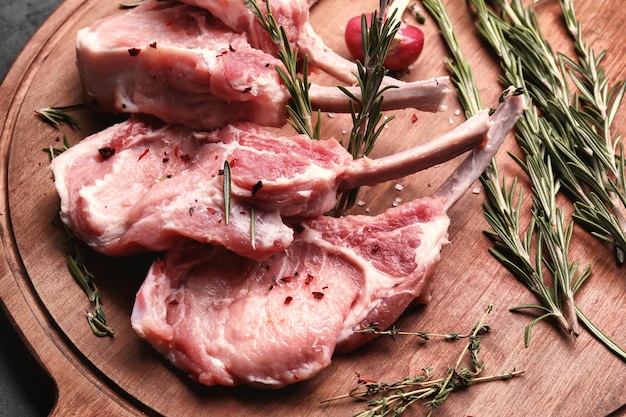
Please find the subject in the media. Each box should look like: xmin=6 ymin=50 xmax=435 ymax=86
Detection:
xmin=326 ymin=306 xmax=523 ymax=416
xmin=333 ymin=1 xmax=400 ymax=215
xmin=35 ymin=104 xmax=83 ymax=130
xmin=357 ymin=321 xmax=491 ymax=341
xmin=245 ymin=0 xmax=321 ymax=140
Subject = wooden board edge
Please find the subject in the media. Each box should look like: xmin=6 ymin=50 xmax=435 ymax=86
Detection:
xmin=0 ymin=0 xmax=149 ymax=414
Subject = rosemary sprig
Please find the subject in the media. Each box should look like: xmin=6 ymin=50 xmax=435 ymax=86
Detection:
xmin=65 ymin=225 xmax=115 ymax=337
xmin=470 ymin=0 xmax=585 ymax=339
xmin=42 ymin=110 xmax=113 ymax=337
xmin=223 ymin=160 xmax=231 ymax=225
xmin=557 ymin=0 xmax=626 ymax=264
xmin=427 ymin=0 xmax=585 ymax=343
xmin=333 ymin=1 xmax=400 ymax=215
xmin=35 ymin=104 xmax=83 ymax=130
xmin=464 ymin=0 xmax=626 ymax=359
xmin=325 ymin=306 xmax=523 ymax=416
xmin=118 ymin=0 xmax=171 ymax=9
xmin=477 ymin=0 xmax=626 ymax=265
xmin=244 ymin=0 xmax=321 ymax=140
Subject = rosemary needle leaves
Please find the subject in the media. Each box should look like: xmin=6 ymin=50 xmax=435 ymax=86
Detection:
xmin=245 ymin=0 xmax=321 ymax=140
xmin=463 ymin=0 xmax=626 ymax=359
xmin=63 ymin=223 xmax=114 ymax=337
xmin=324 ymin=306 xmax=523 ymax=417
xmin=35 ymin=104 xmax=83 ymax=130
xmin=43 ymin=134 xmax=72 ymax=160
xmin=475 ymin=0 xmax=626 ymax=265
xmin=42 ymin=112 xmax=113 ymax=337
xmin=333 ymin=1 xmax=400 ymax=215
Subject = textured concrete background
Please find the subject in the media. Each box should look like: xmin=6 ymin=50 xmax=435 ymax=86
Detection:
xmin=0 ymin=1 xmax=63 ymax=415
xmin=0 ymin=1 xmax=61 ymax=79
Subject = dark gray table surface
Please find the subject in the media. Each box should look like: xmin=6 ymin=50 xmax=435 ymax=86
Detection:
xmin=1 ymin=1 xmax=64 ymax=415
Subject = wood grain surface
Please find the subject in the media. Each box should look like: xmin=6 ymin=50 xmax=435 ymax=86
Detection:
xmin=1 ymin=0 xmax=625 ymax=416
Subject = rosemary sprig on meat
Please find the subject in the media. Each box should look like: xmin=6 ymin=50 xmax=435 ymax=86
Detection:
xmin=248 ymin=0 xmax=400 ymax=216
xmin=222 ymin=160 xmax=232 ymax=225
xmin=325 ymin=306 xmax=523 ymax=416
xmin=42 ymin=116 xmax=114 ymax=337
xmin=333 ymin=2 xmax=400 ymax=215
xmin=245 ymin=0 xmax=321 ymax=140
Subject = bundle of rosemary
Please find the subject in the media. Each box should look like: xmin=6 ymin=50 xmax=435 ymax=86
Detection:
xmin=468 ymin=0 xmax=626 ymax=360
xmin=421 ymin=0 xmax=626 ymax=361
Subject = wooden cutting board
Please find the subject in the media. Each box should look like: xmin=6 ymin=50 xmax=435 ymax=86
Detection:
xmin=1 ymin=0 xmax=625 ymax=415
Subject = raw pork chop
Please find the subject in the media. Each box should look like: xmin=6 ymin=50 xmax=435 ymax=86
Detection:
xmin=180 ymin=0 xmax=414 ymax=85
xmin=76 ymin=1 xmax=450 ymax=131
xmin=132 ymin=196 xmax=450 ymax=388
xmin=50 ymin=113 xmax=491 ymax=260
xmin=130 ymin=91 xmax=525 ymax=388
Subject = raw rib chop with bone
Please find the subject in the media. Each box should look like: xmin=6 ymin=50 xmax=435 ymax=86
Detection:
xmin=130 ymin=91 xmax=525 ymax=388
xmin=76 ymin=1 xmax=450 ymax=131
xmin=50 ymin=110 xmax=491 ymax=260
xmin=181 ymin=0 xmax=414 ymax=85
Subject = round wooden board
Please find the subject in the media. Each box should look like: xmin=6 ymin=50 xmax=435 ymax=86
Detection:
xmin=1 ymin=0 xmax=625 ymax=416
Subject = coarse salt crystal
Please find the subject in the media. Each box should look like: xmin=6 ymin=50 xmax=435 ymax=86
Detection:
xmin=357 ymin=200 xmax=366 ymax=207
xmin=454 ymin=109 xmax=461 ymax=116
xmin=472 ymin=186 xmax=482 ymax=194
xmin=327 ymin=112 xmax=336 ymax=118
xmin=394 ymin=183 xmax=404 ymax=191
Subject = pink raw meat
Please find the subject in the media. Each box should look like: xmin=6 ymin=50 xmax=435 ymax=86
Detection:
xmin=50 ymin=113 xmax=490 ymax=260
xmin=181 ymin=0 xmax=414 ymax=84
xmin=76 ymin=1 xmax=450 ymax=131
xmin=131 ymin=196 xmax=450 ymax=388
xmin=130 ymin=92 xmax=525 ymax=388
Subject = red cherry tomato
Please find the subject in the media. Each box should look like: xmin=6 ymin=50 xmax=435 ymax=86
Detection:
xmin=344 ymin=13 xmax=425 ymax=71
